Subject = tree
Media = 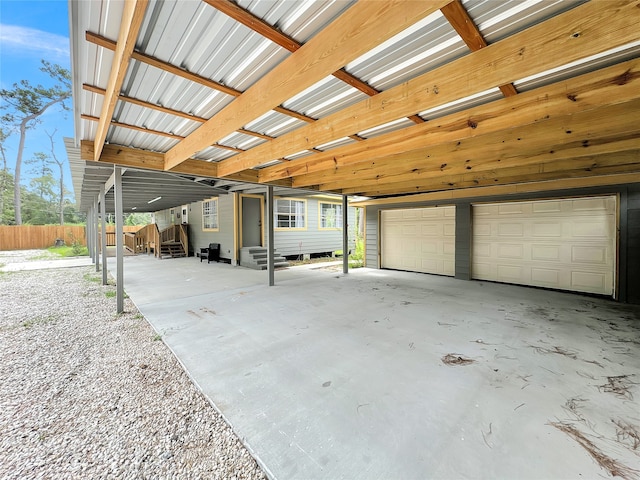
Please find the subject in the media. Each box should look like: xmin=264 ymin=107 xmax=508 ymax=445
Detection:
xmin=46 ymin=129 xmax=65 ymax=225
xmin=0 ymin=60 xmax=71 ymax=224
xmin=0 ymin=128 xmax=9 ymax=224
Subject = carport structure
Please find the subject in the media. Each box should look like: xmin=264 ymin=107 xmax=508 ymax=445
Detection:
xmin=66 ymin=0 xmax=640 ymax=477
xmin=68 ymin=0 xmax=640 ymax=302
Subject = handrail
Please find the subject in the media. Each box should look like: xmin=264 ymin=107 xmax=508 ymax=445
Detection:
xmin=178 ymin=224 xmax=188 ymax=257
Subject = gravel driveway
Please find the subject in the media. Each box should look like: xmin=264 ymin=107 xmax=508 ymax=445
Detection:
xmin=0 ymin=262 xmax=266 ymax=479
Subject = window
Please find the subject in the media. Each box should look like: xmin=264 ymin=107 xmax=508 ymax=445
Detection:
xmin=202 ymin=198 xmax=219 ymax=230
xmin=275 ymin=199 xmax=306 ymax=229
xmin=319 ymin=202 xmax=343 ymax=229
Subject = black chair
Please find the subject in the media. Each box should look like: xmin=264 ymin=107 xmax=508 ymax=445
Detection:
xmin=200 ymin=243 xmax=220 ymax=263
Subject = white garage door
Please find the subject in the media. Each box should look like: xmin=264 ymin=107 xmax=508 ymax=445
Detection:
xmin=381 ymin=206 xmax=455 ymax=276
xmin=472 ymin=196 xmax=616 ymax=296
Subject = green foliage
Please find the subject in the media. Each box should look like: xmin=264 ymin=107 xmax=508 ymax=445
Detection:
xmin=105 ymin=291 xmax=116 ymax=298
xmin=0 ymin=60 xmax=71 ymax=225
xmin=22 ymin=314 xmax=57 ymax=329
xmin=46 ymin=245 xmax=89 ymax=257
xmin=83 ymin=272 xmax=101 ymax=283
xmin=67 ymin=229 xmax=86 ymax=255
xmin=349 ymin=237 xmax=365 ymax=268
xmin=125 ymin=212 xmax=153 ymax=225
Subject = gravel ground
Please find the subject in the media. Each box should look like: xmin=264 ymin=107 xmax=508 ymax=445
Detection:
xmin=0 ymin=262 xmax=266 ymax=479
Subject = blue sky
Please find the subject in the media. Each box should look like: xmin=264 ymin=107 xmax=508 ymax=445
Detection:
xmin=0 ymin=0 xmax=75 ymax=199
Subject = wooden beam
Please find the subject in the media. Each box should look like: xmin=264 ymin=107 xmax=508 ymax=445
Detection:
xmin=164 ymin=0 xmax=450 ymax=171
xmin=440 ymin=0 xmax=517 ymax=97
xmin=82 ymin=114 xmax=185 ymax=140
xmin=338 ymin=149 xmax=640 ymax=195
xmin=93 ymin=1 xmax=148 ymax=162
xmin=353 ymin=157 xmax=640 ymax=197
xmin=352 ymin=173 xmax=640 ymax=207
xmin=310 ymin=99 xmax=640 ymax=190
xmin=203 ymin=0 xmax=300 ymax=52
xmin=86 ymin=31 xmax=242 ymax=97
xmin=83 ymin=83 xmax=207 ymax=123
xmin=262 ymin=59 xmax=640 ymax=183
xmin=207 ymin=0 xmax=424 ymax=124
xmin=81 ymin=140 xmax=295 ymax=186
xmin=221 ymin=0 xmax=639 ymax=178
xmin=317 ymin=135 xmax=640 ymax=192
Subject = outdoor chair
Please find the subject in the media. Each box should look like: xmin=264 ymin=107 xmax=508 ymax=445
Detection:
xmin=199 ymin=243 xmax=220 ymax=263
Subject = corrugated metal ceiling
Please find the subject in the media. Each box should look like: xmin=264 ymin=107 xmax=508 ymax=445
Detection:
xmin=70 ymin=0 xmax=639 ymax=207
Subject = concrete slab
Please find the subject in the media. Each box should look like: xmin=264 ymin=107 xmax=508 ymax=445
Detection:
xmin=117 ymin=254 xmax=640 ymax=479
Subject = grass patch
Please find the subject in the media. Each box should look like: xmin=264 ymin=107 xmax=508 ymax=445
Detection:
xmin=22 ymin=315 xmax=57 ymax=329
xmin=46 ymin=245 xmax=89 ymax=257
xmin=105 ymin=291 xmax=117 ymax=298
xmin=83 ymin=272 xmax=101 ymax=283
xmin=152 ymin=333 xmax=162 ymax=341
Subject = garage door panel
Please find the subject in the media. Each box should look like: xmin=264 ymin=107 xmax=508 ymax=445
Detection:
xmin=381 ymin=206 xmax=455 ymax=276
xmin=531 ymin=267 xmax=560 ymax=286
xmin=571 ymin=271 xmax=608 ymax=292
xmin=472 ymin=196 xmax=616 ymax=296
xmin=498 ymin=223 xmax=524 ymax=236
xmin=531 ymin=245 xmax=561 ymax=261
xmin=571 ymin=245 xmax=607 ymax=264
xmin=497 ymin=244 xmax=524 ymax=260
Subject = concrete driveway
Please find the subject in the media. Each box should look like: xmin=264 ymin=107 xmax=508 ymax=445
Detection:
xmin=117 ymin=255 xmax=640 ymax=479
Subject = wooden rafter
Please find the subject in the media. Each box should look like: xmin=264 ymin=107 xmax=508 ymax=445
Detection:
xmin=352 ymin=159 xmax=640 ymax=197
xmin=82 ymin=114 xmax=185 ymax=140
xmin=83 ymin=83 xmax=278 ymax=144
xmin=86 ymin=32 xmax=319 ymax=134
xmin=271 ymin=59 xmax=640 ymax=186
xmin=353 ymin=173 xmax=640 ymax=206
xmin=440 ymin=0 xmax=517 ymax=97
xmin=93 ymin=0 xmax=148 ymax=162
xmin=230 ymin=0 xmax=639 ymax=181
xmin=316 ymin=135 xmax=640 ymax=193
xmin=86 ymin=31 xmax=242 ymax=97
xmin=81 ymin=141 xmax=294 ymax=186
xmin=206 ymin=0 xmax=424 ymax=126
xmin=163 ymin=0 xmax=449 ymax=171
xmin=83 ymin=84 xmax=207 ymax=123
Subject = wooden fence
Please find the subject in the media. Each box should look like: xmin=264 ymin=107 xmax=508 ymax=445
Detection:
xmin=0 ymin=225 xmax=144 ymax=251
xmin=0 ymin=225 xmax=87 ymax=251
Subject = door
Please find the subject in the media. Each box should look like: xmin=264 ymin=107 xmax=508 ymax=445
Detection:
xmin=472 ymin=196 xmax=616 ymax=296
xmin=381 ymin=206 xmax=455 ymax=276
xmin=241 ymin=195 xmax=263 ymax=247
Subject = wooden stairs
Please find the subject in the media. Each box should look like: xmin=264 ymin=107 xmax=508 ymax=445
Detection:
xmin=159 ymin=241 xmax=186 ymax=259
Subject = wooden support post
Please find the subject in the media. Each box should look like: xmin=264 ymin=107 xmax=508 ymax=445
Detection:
xmin=114 ymin=166 xmax=124 ymax=313
xmin=100 ymin=185 xmax=108 ymax=285
xmin=343 ymin=195 xmax=349 ymax=275
xmin=267 ymin=185 xmax=275 ymax=287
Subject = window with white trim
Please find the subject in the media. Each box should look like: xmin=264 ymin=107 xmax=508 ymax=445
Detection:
xmin=319 ymin=202 xmax=343 ymax=229
xmin=202 ymin=198 xmax=219 ymax=230
xmin=275 ymin=199 xmax=306 ymax=229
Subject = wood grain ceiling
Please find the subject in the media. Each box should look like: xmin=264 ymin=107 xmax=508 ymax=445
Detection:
xmin=81 ymin=0 xmax=640 ymax=200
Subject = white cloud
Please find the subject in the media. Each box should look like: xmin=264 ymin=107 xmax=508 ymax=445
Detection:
xmin=0 ymin=24 xmax=69 ymax=63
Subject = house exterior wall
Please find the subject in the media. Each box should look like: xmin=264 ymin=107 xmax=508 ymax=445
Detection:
xmin=365 ymin=183 xmax=640 ymax=304
xmin=187 ymin=194 xmax=236 ymax=262
xmin=155 ymin=194 xmax=358 ymax=263
xmin=274 ymin=196 xmax=357 ymax=258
